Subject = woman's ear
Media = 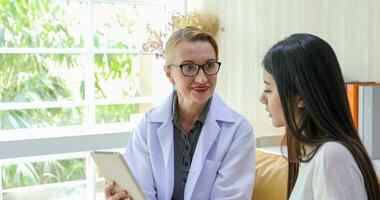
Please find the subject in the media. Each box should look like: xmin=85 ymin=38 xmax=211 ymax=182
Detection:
xmin=164 ymin=65 xmax=175 ymax=85
xmin=295 ymin=95 xmax=305 ymax=108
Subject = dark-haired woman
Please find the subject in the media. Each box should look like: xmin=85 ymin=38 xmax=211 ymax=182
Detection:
xmin=260 ymin=33 xmax=380 ymax=200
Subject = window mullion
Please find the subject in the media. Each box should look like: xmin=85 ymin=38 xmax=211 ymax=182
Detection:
xmin=86 ymin=154 xmax=96 ymax=200
xmin=0 ymin=101 xmax=87 ymax=111
xmin=0 ymin=97 xmax=155 ymax=112
xmin=0 ymin=48 xmax=86 ymax=54
xmin=0 ymin=48 xmax=156 ymax=55
xmin=85 ymin=1 xmax=97 ymax=199
xmin=84 ymin=0 xmax=96 ymax=127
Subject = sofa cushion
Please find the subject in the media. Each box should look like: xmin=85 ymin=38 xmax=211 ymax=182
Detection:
xmin=253 ymin=149 xmax=288 ymax=200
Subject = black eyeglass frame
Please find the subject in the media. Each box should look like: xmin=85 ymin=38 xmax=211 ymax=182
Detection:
xmin=169 ymin=61 xmax=221 ymax=77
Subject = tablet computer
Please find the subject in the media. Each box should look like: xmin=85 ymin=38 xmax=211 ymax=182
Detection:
xmin=90 ymin=151 xmax=146 ymax=200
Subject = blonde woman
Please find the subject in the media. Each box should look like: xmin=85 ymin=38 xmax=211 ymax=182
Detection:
xmin=105 ymin=26 xmax=255 ymax=200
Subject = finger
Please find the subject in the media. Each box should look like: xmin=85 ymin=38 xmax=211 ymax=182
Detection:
xmin=109 ymin=190 xmax=128 ymax=200
xmin=122 ymin=196 xmax=133 ymax=200
xmin=104 ymin=181 xmax=114 ymax=198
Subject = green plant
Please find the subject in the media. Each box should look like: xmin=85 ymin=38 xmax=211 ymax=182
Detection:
xmin=0 ymin=0 xmax=142 ymax=189
xmin=2 ymin=158 xmax=86 ymax=189
xmin=0 ymin=0 xmax=84 ymax=129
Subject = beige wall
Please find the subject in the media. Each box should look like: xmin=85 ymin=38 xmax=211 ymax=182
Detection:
xmin=187 ymin=0 xmax=380 ymax=137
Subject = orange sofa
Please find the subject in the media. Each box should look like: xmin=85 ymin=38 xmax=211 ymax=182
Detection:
xmin=253 ymin=150 xmax=287 ymax=200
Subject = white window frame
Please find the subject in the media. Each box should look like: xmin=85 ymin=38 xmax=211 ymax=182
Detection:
xmin=0 ymin=0 xmax=185 ymax=157
xmin=0 ymin=0 xmax=186 ymax=199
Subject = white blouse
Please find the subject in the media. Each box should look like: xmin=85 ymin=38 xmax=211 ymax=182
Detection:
xmin=290 ymin=142 xmax=368 ymax=200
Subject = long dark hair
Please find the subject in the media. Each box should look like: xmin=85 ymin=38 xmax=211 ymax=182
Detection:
xmin=262 ymin=33 xmax=380 ymax=199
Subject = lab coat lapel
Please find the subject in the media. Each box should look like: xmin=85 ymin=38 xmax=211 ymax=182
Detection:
xmin=157 ymin=119 xmax=174 ymax=172
xmin=150 ymin=91 xmax=175 ymax=200
xmin=150 ymin=90 xmax=176 ymax=170
xmin=157 ymin=119 xmax=174 ymax=200
xmin=184 ymin=114 xmax=220 ymax=200
xmin=185 ymin=94 xmax=234 ymax=199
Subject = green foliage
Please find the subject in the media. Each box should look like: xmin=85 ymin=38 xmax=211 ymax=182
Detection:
xmin=94 ymin=54 xmax=140 ymax=99
xmin=0 ymin=0 xmax=84 ymax=130
xmin=0 ymin=0 xmax=81 ymax=48
xmin=0 ymin=0 xmax=142 ymax=189
xmin=0 ymin=54 xmax=84 ymax=129
xmin=2 ymin=158 xmax=85 ymax=189
xmin=96 ymin=104 xmax=139 ymax=124
xmin=0 ymin=0 xmax=140 ymax=130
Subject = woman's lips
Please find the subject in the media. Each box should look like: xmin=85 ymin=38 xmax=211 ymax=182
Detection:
xmin=192 ymin=86 xmax=209 ymax=92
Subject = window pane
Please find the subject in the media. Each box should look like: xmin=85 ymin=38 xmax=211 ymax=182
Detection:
xmin=3 ymin=182 xmax=86 ymax=200
xmin=0 ymin=0 xmax=85 ymax=48
xmin=1 ymin=158 xmax=85 ymax=189
xmin=95 ymin=54 xmax=140 ymax=100
xmin=96 ymin=103 xmax=153 ymax=124
xmin=93 ymin=2 xmax=169 ymax=49
xmin=0 ymin=107 xmax=83 ymax=130
xmin=0 ymin=54 xmax=85 ymax=103
xmin=2 ymin=157 xmax=86 ymax=200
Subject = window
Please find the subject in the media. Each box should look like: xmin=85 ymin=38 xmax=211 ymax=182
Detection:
xmin=0 ymin=0 xmax=183 ymax=199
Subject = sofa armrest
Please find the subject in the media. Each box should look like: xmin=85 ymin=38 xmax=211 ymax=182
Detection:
xmin=253 ymin=149 xmax=287 ymax=200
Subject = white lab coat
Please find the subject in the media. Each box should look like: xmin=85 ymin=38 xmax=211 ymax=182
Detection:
xmin=125 ymin=91 xmax=255 ymax=200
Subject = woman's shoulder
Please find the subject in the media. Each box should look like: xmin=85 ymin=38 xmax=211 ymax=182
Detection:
xmin=319 ymin=141 xmax=350 ymax=153
xmin=319 ymin=141 xmax=349 ymax=153
xmin=314 ymin=141 xmax=356 ymax=165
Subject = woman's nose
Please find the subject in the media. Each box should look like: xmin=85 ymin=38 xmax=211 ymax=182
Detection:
xmin=195 ymin=68 xmax=208 ymax=83
xmin=259 ymin=93 xmax=266 ymax=104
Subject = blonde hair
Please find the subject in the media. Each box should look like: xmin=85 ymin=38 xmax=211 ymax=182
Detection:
xmin=163 ymin=26 xmax=218 ymax=66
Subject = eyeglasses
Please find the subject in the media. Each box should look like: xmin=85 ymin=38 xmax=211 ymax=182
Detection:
xmin=170 ymin=61 xmax=221 ymax=77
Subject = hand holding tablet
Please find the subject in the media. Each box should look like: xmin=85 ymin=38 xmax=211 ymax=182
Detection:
xmin=91 ymin=151 xmax=147 ymax=200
